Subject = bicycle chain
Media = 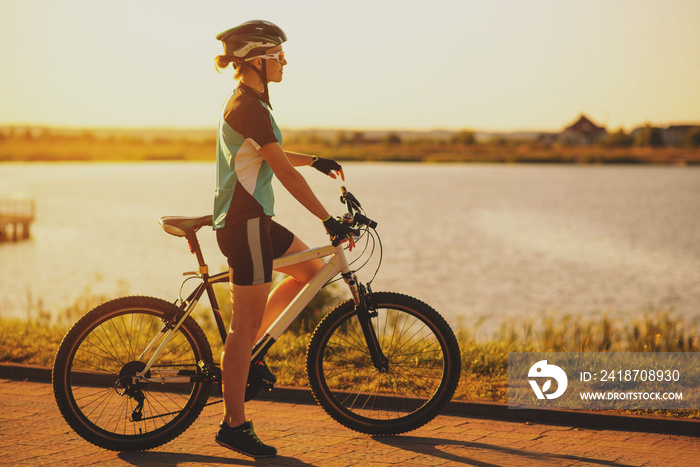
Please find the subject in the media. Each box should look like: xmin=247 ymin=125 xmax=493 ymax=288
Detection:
xmin=129 ymin=398 xmax=223 ymax=423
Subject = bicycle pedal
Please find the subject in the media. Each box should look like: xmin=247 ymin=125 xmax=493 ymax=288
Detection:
xmin=253 ymin=360 xmax=277 ymax=385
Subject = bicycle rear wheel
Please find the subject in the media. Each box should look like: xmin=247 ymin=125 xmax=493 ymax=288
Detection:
xmin=52 ymin=296 xmax=213 ymax=451
xmin=306 ymin=292 xmax=461 ymax=435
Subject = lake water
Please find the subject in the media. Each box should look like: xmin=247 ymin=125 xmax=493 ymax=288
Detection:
xmin=1 ymin=162 xmax=699 ymax=335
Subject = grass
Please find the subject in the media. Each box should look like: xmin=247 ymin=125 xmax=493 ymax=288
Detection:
xmin=1 ymin=287 xmax=698 ymax=419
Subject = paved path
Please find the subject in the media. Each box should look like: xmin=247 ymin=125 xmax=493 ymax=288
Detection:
xmin=1 ymin=378 xmax=698 ymax=466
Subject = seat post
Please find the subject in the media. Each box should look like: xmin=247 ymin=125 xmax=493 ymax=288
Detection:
xmin=186 ymin=232 xmax=209 ymax=276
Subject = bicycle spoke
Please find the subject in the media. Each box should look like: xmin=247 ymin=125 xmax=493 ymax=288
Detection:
xmin=310 ymin=293 xmax=460 ymax=435
xmin=54 ymin=298 xmax=213 ymax=449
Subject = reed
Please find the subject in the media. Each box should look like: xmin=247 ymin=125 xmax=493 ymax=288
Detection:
xmin=495 ymin=310 xmax=698 ymax=353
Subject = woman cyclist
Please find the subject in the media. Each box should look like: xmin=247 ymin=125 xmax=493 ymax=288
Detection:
xmin=212 ymin=20 xmax=353 ymax=457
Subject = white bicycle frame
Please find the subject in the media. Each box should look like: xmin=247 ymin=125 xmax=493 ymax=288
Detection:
xmin=134 ymin=242 xmax=358 ymax=383
xmin=258 ymin=243 xmax=356 ymax=351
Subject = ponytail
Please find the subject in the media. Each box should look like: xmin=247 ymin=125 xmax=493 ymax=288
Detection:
xmin=214 ymin=54 xmax=235 ymax=73
xmin=214 ymin=55 xmax=245 ymax=79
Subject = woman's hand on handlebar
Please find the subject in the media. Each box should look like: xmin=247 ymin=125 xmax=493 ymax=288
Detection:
xmin=311 ymin=156 xmax=345 ymax=181
xmin=322 ymin=216 xmax=356 ymax=250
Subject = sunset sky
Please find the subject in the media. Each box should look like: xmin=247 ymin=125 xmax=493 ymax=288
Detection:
xmin=1 ymin=0 xmax=699 ymax=132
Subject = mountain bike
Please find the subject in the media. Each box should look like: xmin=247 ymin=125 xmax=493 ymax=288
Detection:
xmin=52 ymin=187 xmax=461 ymax=452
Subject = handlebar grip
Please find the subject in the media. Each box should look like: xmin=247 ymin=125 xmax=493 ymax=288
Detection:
xmin=354 ymin=212 xmax=378 ymax=229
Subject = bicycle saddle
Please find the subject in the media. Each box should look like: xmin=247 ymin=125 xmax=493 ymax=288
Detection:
xmin=159 ymin=215 xmax=213 ymax=237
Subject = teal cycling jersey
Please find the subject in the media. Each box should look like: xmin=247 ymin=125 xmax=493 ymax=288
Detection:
xmin=213 ymin=84 xmax=283 ymax=229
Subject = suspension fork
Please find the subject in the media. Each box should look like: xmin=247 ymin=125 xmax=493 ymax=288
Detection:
xmin=344 ymin=273 xmax=389 ymax=372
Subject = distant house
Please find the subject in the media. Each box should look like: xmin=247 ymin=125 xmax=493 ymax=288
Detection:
xmin=534 ymin=132 xmax=558 ymax=146
xmin=559 ymin=115 xmax=607 ymax=145
xmin=662 ymin=125 xmax=700 ymax=147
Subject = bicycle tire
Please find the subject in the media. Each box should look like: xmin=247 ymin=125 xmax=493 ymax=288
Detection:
xmin=306 ymin=292 xmax=461 ymax=435
xmin=52 ymin=296 xmax=213 ymax=451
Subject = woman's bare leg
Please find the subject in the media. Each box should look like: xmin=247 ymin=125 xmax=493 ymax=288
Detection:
xmin=255 ymin=236 xmax=322 ymax=342
xmin=221 ymin=281 xmax=270 ymax=428
xmin=221 ymin=236 xmax=321 ymax=426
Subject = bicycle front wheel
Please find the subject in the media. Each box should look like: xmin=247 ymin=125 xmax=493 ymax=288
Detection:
xmin=307 ymin=292 xmax=461 ymax=435
xmin=52 ymin=296 xmax=213 ymax=451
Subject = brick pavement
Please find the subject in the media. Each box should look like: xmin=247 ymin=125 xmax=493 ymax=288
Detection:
xmin=1 ymin=378 xmax=698 ymax=466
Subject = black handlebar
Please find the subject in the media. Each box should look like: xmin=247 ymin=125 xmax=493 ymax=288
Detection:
xmin=353 ymin=212 xmax=377 ymax=229
xmin=340 ymin=186 xmax=378 ymax=229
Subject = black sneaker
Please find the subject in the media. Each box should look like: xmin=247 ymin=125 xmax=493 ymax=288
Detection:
xmin=215 ymin=420 xmax=277 ymax=458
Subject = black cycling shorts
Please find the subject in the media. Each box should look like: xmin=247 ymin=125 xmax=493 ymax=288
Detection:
xmin=216 ymin=216 xmax=295 ymax=286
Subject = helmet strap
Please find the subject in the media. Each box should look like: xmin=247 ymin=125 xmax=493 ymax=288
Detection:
xmin=241 ymin=59 xmax=272 ymax=109
xmin=260 ymin=59 xmax=272 ymax=110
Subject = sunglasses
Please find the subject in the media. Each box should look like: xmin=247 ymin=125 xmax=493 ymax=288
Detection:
xmin=245 ymin=51 xmax=286 ymax=64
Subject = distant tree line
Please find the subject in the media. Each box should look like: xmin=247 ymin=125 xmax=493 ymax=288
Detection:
xmin=0 ymin=127 xmax=212 ymax=144
xmin=606 ymin=125 xmax=700 ymax=148
xmin=3 ymin=124 xmax=699 ymax=148
xmin=284 ymin=129 xmax=478 ymax=146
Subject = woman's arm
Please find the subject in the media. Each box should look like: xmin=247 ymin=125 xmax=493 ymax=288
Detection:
xmin=260 ymin=142 xmax=330 ymax=220
xmin=285 ymin=151 xmax=314 ymax=167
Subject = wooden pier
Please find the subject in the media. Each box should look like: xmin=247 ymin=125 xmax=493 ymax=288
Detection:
xmin=0 ymin=197 xmax=35 ymax=242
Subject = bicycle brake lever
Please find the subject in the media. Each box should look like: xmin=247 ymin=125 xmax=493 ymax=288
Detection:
xmin=340 ymin=186 xmax=362 ymax=212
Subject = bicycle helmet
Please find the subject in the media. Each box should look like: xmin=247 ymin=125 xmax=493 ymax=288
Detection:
xmin=216 ymin=20 xmax=287 ymax=108
xmin=216 ymin=20 xmax=287 ymax=60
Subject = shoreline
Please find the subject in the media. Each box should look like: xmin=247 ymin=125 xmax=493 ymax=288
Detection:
xmin=2 ymin=138 xmax=699 ymax=165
